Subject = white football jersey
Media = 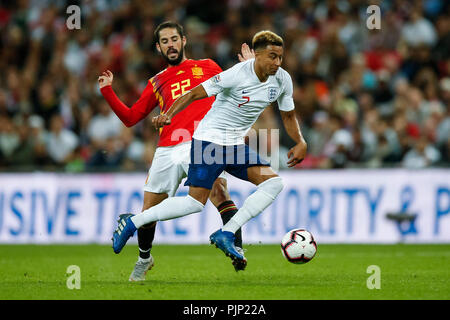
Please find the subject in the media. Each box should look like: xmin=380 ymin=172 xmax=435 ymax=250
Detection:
xmin=193 ymin=58 xmax=295 ymax=145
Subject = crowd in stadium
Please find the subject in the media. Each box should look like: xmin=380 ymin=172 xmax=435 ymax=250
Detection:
xmin=0 ymin=0 xmax=449 ymax=171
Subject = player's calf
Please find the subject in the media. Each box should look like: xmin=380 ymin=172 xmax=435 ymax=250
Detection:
xmin=222 ymin=176 xmax=284 ymax=234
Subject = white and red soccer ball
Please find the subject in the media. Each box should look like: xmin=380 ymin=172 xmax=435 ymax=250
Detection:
xmin=280 ymin=229 xmax=317 ymax=264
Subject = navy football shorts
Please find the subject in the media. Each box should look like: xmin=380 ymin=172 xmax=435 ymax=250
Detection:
xmin=184 ymin=139 xmax=271 ymax=189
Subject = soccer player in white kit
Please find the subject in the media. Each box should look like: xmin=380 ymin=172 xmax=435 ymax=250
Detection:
xmin=112 ymin=30 xmax=307 ymax=269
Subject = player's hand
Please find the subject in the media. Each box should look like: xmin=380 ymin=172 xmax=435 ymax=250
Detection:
xmin=238 ymin=43 xmax=255 ymax=62
xmin=287 ymin=140 xmax=307 ymax=168
xmin=98 ymin=70 xmax=113 ymax=89
xmin=152 ymin=114 xmax=171 ymax=129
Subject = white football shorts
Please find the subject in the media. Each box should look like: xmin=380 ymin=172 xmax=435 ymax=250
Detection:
xmin=143 ymin=141 xmax=226 ymax=196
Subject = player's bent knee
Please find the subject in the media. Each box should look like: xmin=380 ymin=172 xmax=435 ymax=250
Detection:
xmin=258 ymin=176 xmax=284 ymax=200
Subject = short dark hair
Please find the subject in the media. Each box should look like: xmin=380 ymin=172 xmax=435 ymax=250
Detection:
xmin=154 ymin=21 xmax=185 ymax=43
xmin=252 ymin=30 xmax=283 ymax=51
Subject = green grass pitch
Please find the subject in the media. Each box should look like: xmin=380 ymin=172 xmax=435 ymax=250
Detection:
xmin=0 ymin=244 xmax=449 ymax=300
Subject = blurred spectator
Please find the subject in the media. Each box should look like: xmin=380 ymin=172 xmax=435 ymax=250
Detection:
xmin=307 ymin=111 xmax=331 ymax=158
xmin=0 ymin=115 xmax=20 ymax=164
xmin=45 ymin=114 xmax=78 ymax=165
xmin=120 ymin=126 xmax=146 ymax=171
xmin=33 ymin=77 xmax=60 ymax=126
xmin=322 ymin=114 xmax=353 ymax=168
xmin=87 ymin=137 xmax=124 ymax=169
xmin=28 ymin=114 xmax=52 ymax=166
xmin=87 ymin=99 xmax=123 ymax=148
xmin=402 ymin=135 xmax=441 ymax=169
xmin=8 ymin=117 xmax=34 ymax=167
xmin=401 ymin=7 xmax=437 ymax=47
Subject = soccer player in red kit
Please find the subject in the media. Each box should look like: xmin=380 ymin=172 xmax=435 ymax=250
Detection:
xmin=98 ymin=21 xmax=254 ymax=280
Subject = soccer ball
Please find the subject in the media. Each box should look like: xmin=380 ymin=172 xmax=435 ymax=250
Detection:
xmin=280 ymin=229 xmax=317 ymax=264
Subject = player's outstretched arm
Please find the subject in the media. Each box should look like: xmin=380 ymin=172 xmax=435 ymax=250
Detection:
xmin=98 ymin=70 xmax=158 ymax=127
xmin=280 ymin=110 xmax=307 ymax=167
xmin=152 ymin=84 xmax=208 ymax=129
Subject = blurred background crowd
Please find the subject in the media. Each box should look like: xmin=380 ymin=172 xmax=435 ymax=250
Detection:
xmin=0 ymin=0 xmax=449 ymax=172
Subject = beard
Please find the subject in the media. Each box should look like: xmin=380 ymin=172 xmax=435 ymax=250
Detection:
xmin=161 ymin=46 xmax=184 ymax=66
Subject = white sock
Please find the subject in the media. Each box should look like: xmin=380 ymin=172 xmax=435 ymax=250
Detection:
xmin=138 ymin=255 xmax=151 ymax=263
xmin=131 ymin=195 xmax=204 ymax=229
xmin=222 ymin=177 xmax=283 ymax=234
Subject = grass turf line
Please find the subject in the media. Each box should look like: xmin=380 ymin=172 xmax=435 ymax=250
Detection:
xmin=0 ymin=244 xmax=449 ymax=300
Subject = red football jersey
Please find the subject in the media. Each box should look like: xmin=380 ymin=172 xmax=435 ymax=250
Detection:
xmin=100 ymin=59 xmax=222 ymax=147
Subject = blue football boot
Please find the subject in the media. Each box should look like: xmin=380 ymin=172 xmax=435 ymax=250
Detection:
xmin=210 ymin=229 xmax=247 ymax=271
xmin=112 ymin=213 xmax=137 ymax=254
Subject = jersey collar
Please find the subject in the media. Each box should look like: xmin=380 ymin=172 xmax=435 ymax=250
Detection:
xmin=251 ymin=59 xmax=270 ymax=84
